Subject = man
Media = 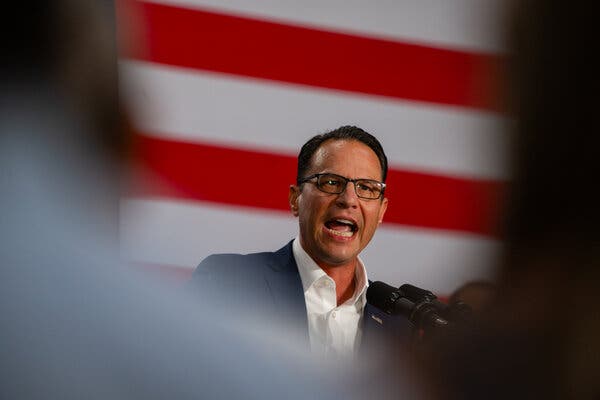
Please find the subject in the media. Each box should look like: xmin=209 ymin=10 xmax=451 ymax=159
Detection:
xmin=191 ymin=126 xmax=409 ymax=359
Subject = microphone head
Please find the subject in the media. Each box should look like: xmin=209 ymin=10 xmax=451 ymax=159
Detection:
xmin=367 ymin=281 xmax=401 ymax=314
xmin=399 ymin=283 xmax=436 ymax=302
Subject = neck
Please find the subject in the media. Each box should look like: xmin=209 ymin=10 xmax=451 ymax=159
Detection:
xmin=319 ymin=261 xmax=357 ymax=306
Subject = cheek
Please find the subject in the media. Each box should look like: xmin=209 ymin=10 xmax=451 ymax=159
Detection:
xmin=297 ymin=201 xmax=317 ymax=228
xmin=297 ymin=192 xmax=312 ymax=211
xmin=363 ymin=207 xmax=383 ymax=233
xmin=363 ymin=221 xmax=377 ymax=237
xmin=300 ymin=195 xmax=326 ymax=218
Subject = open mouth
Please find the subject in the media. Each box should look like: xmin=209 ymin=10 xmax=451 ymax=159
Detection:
xmin=324 ymin=218 xmax=358 ymax=238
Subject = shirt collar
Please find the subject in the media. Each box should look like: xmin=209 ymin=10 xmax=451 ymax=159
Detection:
xmin=292 ymin=236 xmax=369 ymax=305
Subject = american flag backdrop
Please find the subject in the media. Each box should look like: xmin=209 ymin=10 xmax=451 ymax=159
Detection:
xmin=117 ymin=0 xmax=509 ymax=295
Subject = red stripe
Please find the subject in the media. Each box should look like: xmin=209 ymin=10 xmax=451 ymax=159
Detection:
xmin=131 ymin=134 xmax=503 ymax=237
xmin=119 ymin=1 xmax=502 ymax=111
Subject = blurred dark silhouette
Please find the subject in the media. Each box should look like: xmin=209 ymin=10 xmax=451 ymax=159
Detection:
xmin=1 ymin=1 xmax=128 ymax=162
xmin=417 ymin=1 xmax=600 ymax=399
xmin=448 ymin=280 xmax=497 ymax=315
xmin=0 ymin=2 xmax=368 ymax=399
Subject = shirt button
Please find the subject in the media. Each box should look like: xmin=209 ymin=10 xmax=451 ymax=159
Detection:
xmin=332 ymin=311 xmax=337 ymax=318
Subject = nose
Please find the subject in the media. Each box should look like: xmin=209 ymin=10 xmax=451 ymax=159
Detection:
xmin=335 ymin=181 xmax=359 ymax=208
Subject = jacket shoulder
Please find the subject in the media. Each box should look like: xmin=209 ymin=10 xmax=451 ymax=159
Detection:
xmin=194 ymin=251 xmax=275 ymax=275
xmin=193 ymin=241 xmax=294 ymax=277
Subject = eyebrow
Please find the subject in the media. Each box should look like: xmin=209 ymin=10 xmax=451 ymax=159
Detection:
xmin=320 ymin=171 xmax=383 ymax=181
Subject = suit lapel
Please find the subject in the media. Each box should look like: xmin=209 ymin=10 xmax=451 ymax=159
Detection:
xmin=263 ymin=241 xmax=309 ymax=343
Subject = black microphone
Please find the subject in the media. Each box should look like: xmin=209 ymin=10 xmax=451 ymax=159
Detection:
xmin=367 ymin=281 xmax=450 ymax=330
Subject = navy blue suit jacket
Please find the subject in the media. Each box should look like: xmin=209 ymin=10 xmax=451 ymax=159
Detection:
xmin=190 ymin=241 xmax=413 ymax=352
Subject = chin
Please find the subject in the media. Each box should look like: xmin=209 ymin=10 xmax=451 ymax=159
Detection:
xmin=321 ymin=248 xmax=359 ymax=266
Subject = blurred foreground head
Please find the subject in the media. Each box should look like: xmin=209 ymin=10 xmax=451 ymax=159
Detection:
xmin=1 ymin=0 xmax=128 ymax=163
xmin=500 ymin=3 xmax=599 ymax=396
xmin=500 ymin=0 xmax=600 ymax=346
xmin=0 ymin=3 xmax=393 ymax=399
xmin=422 ymin=2 xmax=600 ymax=399
xmin=503 ymin=0 xmax=600 ymax=282
xmin=1 ymin=1 xmax=130 ymax=239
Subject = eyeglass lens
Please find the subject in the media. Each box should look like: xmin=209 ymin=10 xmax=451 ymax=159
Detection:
xmin=317 ymin=174 xmax=382 ymax=199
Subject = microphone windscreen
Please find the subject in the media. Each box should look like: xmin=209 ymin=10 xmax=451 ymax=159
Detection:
xmin=367 ymin=281 xmax=398 ymax=313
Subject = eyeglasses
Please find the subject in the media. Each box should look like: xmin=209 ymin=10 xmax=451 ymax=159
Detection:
xmin=299 ymin=173 xmax=386 ymax=200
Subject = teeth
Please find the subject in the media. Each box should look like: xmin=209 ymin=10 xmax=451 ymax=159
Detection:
xmin=335 ymin=219 xmax=355 ymax=226
xmin=327 ymin=228 xmax=353 ymax=237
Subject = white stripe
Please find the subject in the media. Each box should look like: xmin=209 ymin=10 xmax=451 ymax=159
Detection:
xmin=121 ymin=61 xmax=510 ymax=180
xmin=121 ymin=198 xmax=499 ymax=294
xmin=141 ymin=0 xmax=507 ymax=53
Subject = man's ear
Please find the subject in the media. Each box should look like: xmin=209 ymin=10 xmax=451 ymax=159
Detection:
xmin=288 ymin=185 xmax=300 ymax=217
xmin=378 ymin=197 xmax=388 ymax=224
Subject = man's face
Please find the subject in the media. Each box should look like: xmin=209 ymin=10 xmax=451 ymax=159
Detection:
xmin=289 ymin=139 xmax=388 ymax=268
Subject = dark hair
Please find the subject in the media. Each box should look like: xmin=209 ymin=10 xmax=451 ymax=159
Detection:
xmin=2 ymin=1 xmax=128 ymax=162
xmin=296 ymin=125 xmax=388 ymax=185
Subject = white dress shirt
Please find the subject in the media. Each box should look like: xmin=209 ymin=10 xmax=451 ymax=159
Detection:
xmin=292 ymin=237 xmax=368 ymax=359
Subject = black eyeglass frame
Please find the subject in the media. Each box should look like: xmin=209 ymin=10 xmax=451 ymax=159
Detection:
xmin=298 ymin=173 xmax=386 ymax=200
